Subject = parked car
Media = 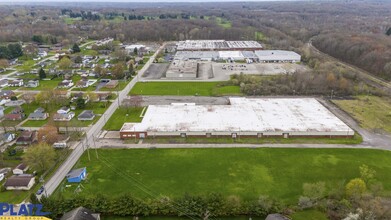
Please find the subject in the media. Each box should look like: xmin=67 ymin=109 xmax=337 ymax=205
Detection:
xmin=36 ymin=186 xmax=45 ymax=195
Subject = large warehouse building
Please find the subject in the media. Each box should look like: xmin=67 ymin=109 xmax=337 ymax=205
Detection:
xmin=255 ymin=50 xmax=301 ymax=63
xmin=176 ymin=40 xmax=263 ymax=51
xmin=120 ymin=98 xmax=354 ymax=139
xmin=174 ymin=50 xmax=301 ymax=63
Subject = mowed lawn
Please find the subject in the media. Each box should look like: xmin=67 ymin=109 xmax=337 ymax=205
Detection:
xmin=103 ymin=107 xmax=145 ymax=130
xmin=333 ymin=95 xmax=391 ymax=133
xmin=129 ymin=82 xmax=242 ymax=96
xmin=55 ymin=148 xmax=391 ymax=204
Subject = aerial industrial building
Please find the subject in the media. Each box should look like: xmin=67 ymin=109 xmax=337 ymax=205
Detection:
xmin=176 ymin=40 xmax=263 ymax=51
xmin=255 ymin=50 xmax=301 ymax=63
xmin=120 ymin=98 xmax=354 ymax=139
xmin=174 ymin=50 xmax=301 ymax=63
xmin=166 ymin=60 xmax=199 ymax=79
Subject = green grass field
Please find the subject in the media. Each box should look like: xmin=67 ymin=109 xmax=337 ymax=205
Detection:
xmin=216 ymin=17 xmax=232 ymax=28
xmin=22 ymin=119 xmax=48 ymax=127
xmin=255 ymin=31 xmax=266 ymax=41
xmin=333 ymin=95 xmax=391 ymax=133
xmin=103 ymin=107 xmax=145 ymax=130
xmin=129 ymin=82 xmax=242 ymax=96
xmin=54 ymin=148 xmax=391 ymax=205
xmin=20 ymin=78 xmax=64 ymax=91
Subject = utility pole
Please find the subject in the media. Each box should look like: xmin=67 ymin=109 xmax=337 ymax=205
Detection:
xmin=330 ymin=89 xmax=334 ymax=100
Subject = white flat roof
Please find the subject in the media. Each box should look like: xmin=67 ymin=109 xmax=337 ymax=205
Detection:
xmin=176 ymin=40 xmax=263 ymax=50
xmin=121 ymin=98 xmax=353 ymax=134
xmin=255 ymin=50 xmax=301 ymax=61
xmin=218 ymin=51 xmax=245 ymax=59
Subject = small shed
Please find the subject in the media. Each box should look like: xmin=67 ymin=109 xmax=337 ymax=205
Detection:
xmin=66 ymin=167 xmax=87 ymax=183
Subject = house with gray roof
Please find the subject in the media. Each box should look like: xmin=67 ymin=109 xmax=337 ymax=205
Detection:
xmin=61 ymin=207 xmax=100 ymax=220
xmin=78 ymin=110 xmax=95 ymax=121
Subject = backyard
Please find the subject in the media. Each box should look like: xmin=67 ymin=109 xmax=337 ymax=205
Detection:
xmin=54 ymin=148 xmax=391 ymax=205
xmin=129 ymin=82 xmax=242 ymax=96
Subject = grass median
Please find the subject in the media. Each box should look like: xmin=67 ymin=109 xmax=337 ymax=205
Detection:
xmin=129 ymin=82 xmax=242 ymax=96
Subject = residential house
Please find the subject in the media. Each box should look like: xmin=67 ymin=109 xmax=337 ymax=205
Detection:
xmin=0 ymin=168 xmax=10 ymax=182
xmin=8 ymin=79 xmax=24 ymax=87
xmin=16 ymin=131 xmax=38 ymax=145
xmin=60 ymin=207 xmax=100 ymax=220
xmin=13 ymin=163 xmax=29 ymax=175
xmin=55 ymin=90 xmax=70 ymax=99
xmin=3 ymin=133 xmax=16 ymax=143
xmin=0 ymin=79 xmax=9 ymax=88
xmin=4 ymin=113 xmax=23 ymax=120
xmin=53 ymin=112 xmax=75 ymax=122
xmin=58 ymin=80 xmax=74 ymax=89
xmin=78 ymin=110 xmax=95 ymax=121
xmin=66 ymin=167 xmax=87 ymax=183
xmin=57 ymin=106 xmax=70 ymax=114
xmin=0 ymin=90 xmax=15 ymax=99
xmin=9 ymin=58 xmax=18 ymax=66
xmin=105 ymin=80 xmax=118 ymax=89
xmin=0 ymin=168 xmax=11 ymax=182
xmin=4 ymin=175 xmax=35 ymax=190
xmin=97 ymin=93 xmax=110 ymax=101
xmin=28 ymin=108 xmax=48 ymax=120
xmin=5 ymin=107 xmax=25 ymax=121
xmin=4 ymin=100 xmax=25 ymax=107
xmin=38 ymin=50 xmax=47 ymax=57
xmin=30 ymin=69 xmax=39 ymax=74
xmin=53 ymin=136 xmax=70 ymax=148
xmin=76 ymin=79 xmax=89 ymax=88
xmin=71 ymin=92 xmax=90 ymax=103
xmin=0 ymin=68 xmax=4 ymax=73
xmin=48 ymin=68 xmax=58 ymax=75
xmin=71 ymin=63 xmax=82 ymax=69
xmin=25 ymin=80 xmax=39 ymax=88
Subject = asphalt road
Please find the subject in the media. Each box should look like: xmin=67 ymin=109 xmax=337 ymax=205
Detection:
xmin=43 ymin=43 xmax=166 ymax=196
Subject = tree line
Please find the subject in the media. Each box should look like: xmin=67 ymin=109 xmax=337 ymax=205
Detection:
xmin=0 ymin=43 xmax=23 ymax=60
xmin=312 ymin=33 xmax=391 ymax=80
xmin=37 ymin=193 xmax=282 ymax=219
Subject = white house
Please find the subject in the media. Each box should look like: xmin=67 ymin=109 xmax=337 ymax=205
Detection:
xmin=53 ymin=112 xmax=75 ymax=121
xmin=13 ymin=163 xmax=29 ymax=175
xmin=58 ymin=80 xmax=74 ymax=89
xmin=0 ymin=173 xmax=4 ymax=182
xmin=26 ymin=80 xmax=39 ymax=88
xmin=38 ymin=51 xmax=48 ymax=57
xmin=57 ymin=107 xmax=71 ymax=114
xmin=4 ymin=175 xmax=35 ymax=191
xmin=3 ymin=133 xmax=16 ymax=143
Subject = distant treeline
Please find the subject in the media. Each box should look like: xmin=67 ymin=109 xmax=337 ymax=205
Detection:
xmin=313 ymin=34 xmax=391 ymax=80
